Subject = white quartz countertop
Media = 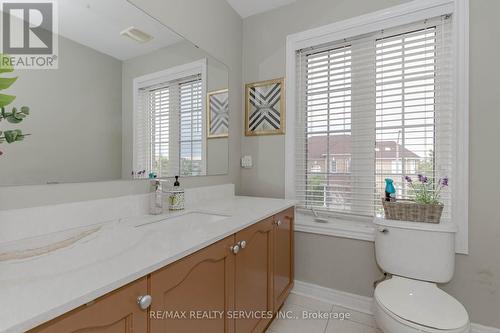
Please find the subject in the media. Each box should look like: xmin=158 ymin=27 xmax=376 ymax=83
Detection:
xmin=0 ymin=195 xmax=295 ymax=333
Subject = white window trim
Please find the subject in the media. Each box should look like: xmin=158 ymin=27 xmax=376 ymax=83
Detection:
xmin=285 ymin=0 xmax=469 ymax=254
xmin=132 ymin=58 xmax=208 ymax=177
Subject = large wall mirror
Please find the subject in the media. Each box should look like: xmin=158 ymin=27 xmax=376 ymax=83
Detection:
xmin=0 ymin=0 xmax=229 ymax=186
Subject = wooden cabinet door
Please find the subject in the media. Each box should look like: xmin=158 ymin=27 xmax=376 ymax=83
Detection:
xmin=273 ymin=207 xmax=295 ymax=312
xmin=234 ymin=217 xmax=274 ymax=333
xmin=29 ymin=278 xmax=148 ymax=333
xmin=150 ymin=235 xmax=235 ymax=333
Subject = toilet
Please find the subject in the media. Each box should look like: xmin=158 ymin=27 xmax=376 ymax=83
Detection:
xmin=373 ymin=218 xmax=470 ymax=333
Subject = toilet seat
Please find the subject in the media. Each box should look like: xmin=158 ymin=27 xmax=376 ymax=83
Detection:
xmin=374 ymin=276 xmax=469 ymax=332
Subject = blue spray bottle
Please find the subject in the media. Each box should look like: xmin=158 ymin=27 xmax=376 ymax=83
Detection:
xmin=385 ymin=178 xmax=396 ymax=202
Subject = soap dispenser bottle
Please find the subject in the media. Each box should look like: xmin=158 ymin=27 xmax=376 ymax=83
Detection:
xmin=149 ymin=179 xmax=163 ymax=215
xmin=168 ymin=176 xmax=185 ymax=211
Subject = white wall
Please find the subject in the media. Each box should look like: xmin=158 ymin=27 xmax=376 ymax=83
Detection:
xmin=241 ymin=0 xmax=500 ymax=328
xmin=1 ymin=36 xmax=122 ymax=185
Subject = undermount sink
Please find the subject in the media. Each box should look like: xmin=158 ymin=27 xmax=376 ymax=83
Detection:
xmin=134 ymin=211 xmax=230 ymax=228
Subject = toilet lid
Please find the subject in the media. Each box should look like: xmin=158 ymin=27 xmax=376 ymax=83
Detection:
xmin=375 ymin=276 xmax=469 ymax=330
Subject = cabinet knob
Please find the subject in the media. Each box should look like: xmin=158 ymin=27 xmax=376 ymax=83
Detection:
xmin=137 ymin=295 xmax=152 ymax=310
xmin=231 ymin=244 xmax=240 ymax=254
xmin=276 ymin=220 xmax=282 ymax=226
xmin=238 ymin=240 xmax=247 ymax=249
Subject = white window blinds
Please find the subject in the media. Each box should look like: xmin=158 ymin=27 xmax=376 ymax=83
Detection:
xmin=295 ymin=16 xmax=453 ymax=220
xmin=180 ymin=79 xmax=203 ymax=176
xmin=134 ymin=74 xmax=202 ymax=178
xmin=134 ymin=85 xmax=170 ymax=178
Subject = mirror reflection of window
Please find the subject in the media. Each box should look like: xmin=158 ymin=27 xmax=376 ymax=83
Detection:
xmin=133 ymin=60 xmax=207 ymax=179
xmin=179 ymin=79 xmax=203 ymax=176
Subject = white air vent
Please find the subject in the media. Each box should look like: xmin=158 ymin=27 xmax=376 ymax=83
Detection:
xmin=120 ymin=27 xmax=153 ymax=43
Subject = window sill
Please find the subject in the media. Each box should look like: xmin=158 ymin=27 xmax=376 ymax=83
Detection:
xmin=295 ymin=212 xmax=376 ymax=242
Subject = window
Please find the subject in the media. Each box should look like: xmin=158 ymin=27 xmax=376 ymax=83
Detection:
xmin=149 ymin=85 xmax=171 ymax=178
xmin=179 ymin=79 xmax=203 ymax=176
xmin=311 ymin=163 xmax=321 ymax=173
xmin=133 ymin=60 xmax=206 ymax=179
xmin=295 ymin=16 xmax=453 ymax=220
xmin=286 ymin=1 xmax=468 ymax=252
xmin=330 ymin=159 xmax=337 ymax=173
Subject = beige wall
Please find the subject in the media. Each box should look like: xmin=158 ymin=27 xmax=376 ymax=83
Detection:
xmin=241 ymin=0 xmax=500 ymax=328
xmin=1 ymin=36 xmax=123 ymax=186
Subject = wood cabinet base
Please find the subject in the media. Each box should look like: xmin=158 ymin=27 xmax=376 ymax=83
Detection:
xmin=150 ymin=236 xmax=235 ymax=333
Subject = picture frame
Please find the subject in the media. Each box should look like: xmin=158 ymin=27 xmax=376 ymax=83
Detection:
xmin=245 ymin=78 xmax=285 ymax=136
xmin=207 ymin=88 xmax=229 ymax=139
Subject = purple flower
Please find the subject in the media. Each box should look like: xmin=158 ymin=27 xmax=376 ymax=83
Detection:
xmin=441 ymin=177 xmax=449 ymax=186
xmin=417 ymin=174 xmax=428 ymax=183
xmin=404 ymin=176 xmax=412 ymax=183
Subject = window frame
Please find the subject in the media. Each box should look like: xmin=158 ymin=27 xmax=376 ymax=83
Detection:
xmin=132 ymin=58 xmax=208 ymax=178
xmin=285 ymin=0 xmax=469 ymax=254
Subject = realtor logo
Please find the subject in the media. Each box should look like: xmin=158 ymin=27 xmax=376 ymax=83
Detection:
xmin=1 ymin=0 xmax=58 ymax=69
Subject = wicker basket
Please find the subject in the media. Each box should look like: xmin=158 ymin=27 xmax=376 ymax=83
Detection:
xmin=382 ymin=199 xmax=444 ymax=224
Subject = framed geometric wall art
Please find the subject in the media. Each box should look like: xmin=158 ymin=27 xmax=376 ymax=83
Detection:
xmin=207 ymin=89 xmax=229 ymax=138
xmin=245 ymin=78 xmax=285 ymax=136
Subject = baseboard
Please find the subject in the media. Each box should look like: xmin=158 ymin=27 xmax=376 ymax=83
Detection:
xmin=292 ymin=280 xmax=500 ymax=333
xmin=471 ymin=323 xmax=500 ymax=333
xmin=292 ymin=280 xmax=373 ymax=315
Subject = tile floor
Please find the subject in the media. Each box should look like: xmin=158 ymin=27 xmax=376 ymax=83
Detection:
xmin=266 ymin=293 xmax=381 ymax=333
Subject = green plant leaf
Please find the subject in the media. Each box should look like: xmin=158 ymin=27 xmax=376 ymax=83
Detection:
xmin=5 ymin=107 xmax=23 ymax=123
xmin=6 ymin=116 xmax=22 ymax=123
xmin=14 ymin=113 xmax=25 ymax=120
xmin=3 ymin=129 xmax=22 ymax=143
xmin=20 ymin=106 xmax=29 ymax=115
xmin=0 ymin=77 xmax=17 ymax=90
xmin=0 ymin=93 xmax=15 ymax=107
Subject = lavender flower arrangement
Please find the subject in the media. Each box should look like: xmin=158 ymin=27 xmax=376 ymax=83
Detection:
xmin=404 ymin=175 xmax=449 ymax=205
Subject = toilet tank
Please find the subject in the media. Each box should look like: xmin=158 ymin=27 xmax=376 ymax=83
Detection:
xmin=374 ymin=218 xmax=457 ymax=283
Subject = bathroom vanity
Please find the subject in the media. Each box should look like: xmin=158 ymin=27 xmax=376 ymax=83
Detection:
xmin=0 ymin=186 xmax=295 ymax=333
xmin=30 ymin=208 xmax=293 ymax=333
